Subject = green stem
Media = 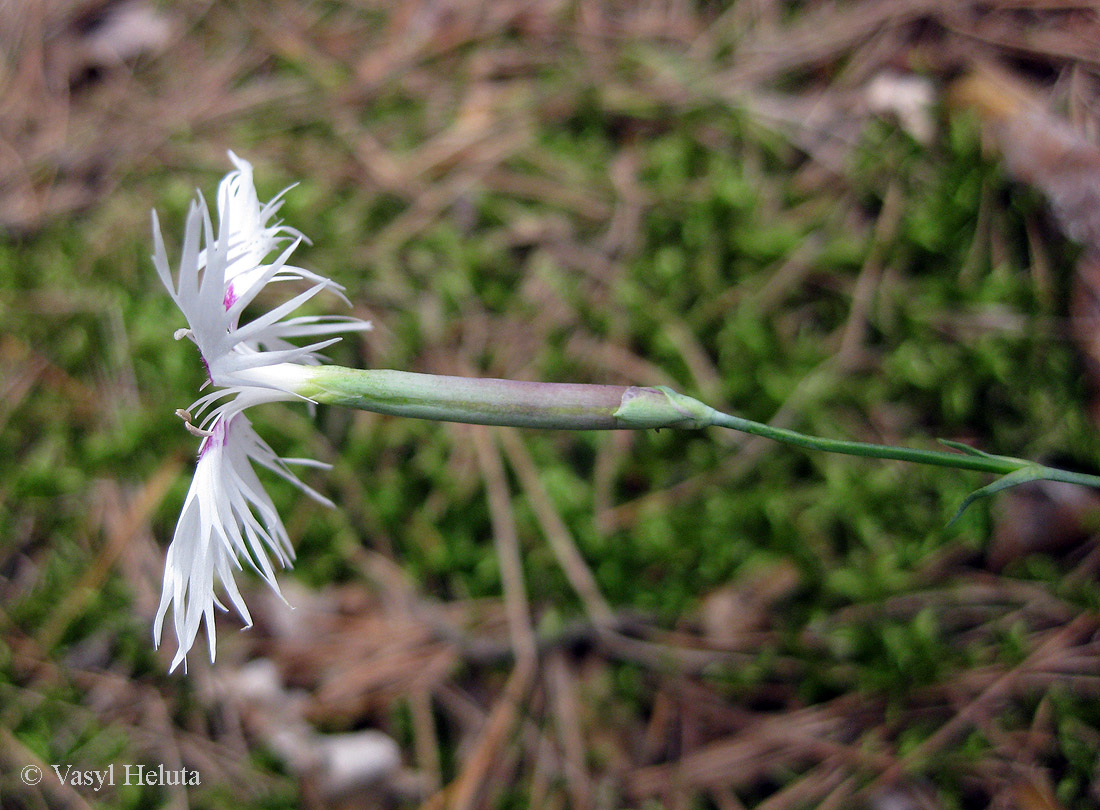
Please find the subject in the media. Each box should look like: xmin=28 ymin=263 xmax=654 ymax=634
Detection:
xmin=704 ymin=404 xmax=1100 ymax=491
xmin=706 ymin=410 xmax=1022 ymax=476
xmin=295 ymin=365 xmax=1100 ymax=494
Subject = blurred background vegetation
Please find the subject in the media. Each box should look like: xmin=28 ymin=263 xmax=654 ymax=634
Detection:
xmin=4 ymin=1 xmax=1100 ymax=808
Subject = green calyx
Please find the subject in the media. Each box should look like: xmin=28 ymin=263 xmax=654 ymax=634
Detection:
xmin=612 ymin=386 xmax=718 ymax=430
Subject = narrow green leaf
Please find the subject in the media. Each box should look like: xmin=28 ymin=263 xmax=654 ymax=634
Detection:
xmin=937 ymin=438 xmax=996 ymax=458
xmin=947 ymin=467 xmax=1042 ymax=528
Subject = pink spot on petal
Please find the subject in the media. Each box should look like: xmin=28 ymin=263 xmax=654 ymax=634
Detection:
xmin=224 ymin=283 xmax=238 ymax=310
xmin=198 ymin=416 xmax=231 ymax=459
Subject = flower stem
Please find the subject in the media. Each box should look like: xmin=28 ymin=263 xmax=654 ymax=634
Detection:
xmin=705 ymin=409 xmax=1021 ymax=475
xmin=298 ymin=365 xmax=1100 ymax=501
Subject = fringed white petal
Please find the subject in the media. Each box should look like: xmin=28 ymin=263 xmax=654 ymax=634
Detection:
xmin=153 ymin=411 xmax=330 ymax=672
xmin=153 ymin=152 xmax=371 ymax=670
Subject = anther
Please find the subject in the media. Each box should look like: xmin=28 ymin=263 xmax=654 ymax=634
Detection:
xmin=184 ymin=422 xmax=214 ymax=438
xmin=175 ymin=408 xmax=214 ymax=438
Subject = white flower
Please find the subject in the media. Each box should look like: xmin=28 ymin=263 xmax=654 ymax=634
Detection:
xmin=217 ymin=150 xmax=304 ymax=280
xmin=153 ymin=412 xmax=330 ymax=670
xmin=152 ymin=155 xmax=371 ymax=671
xmin=212 ymin=151 xmax=346 ymax=322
